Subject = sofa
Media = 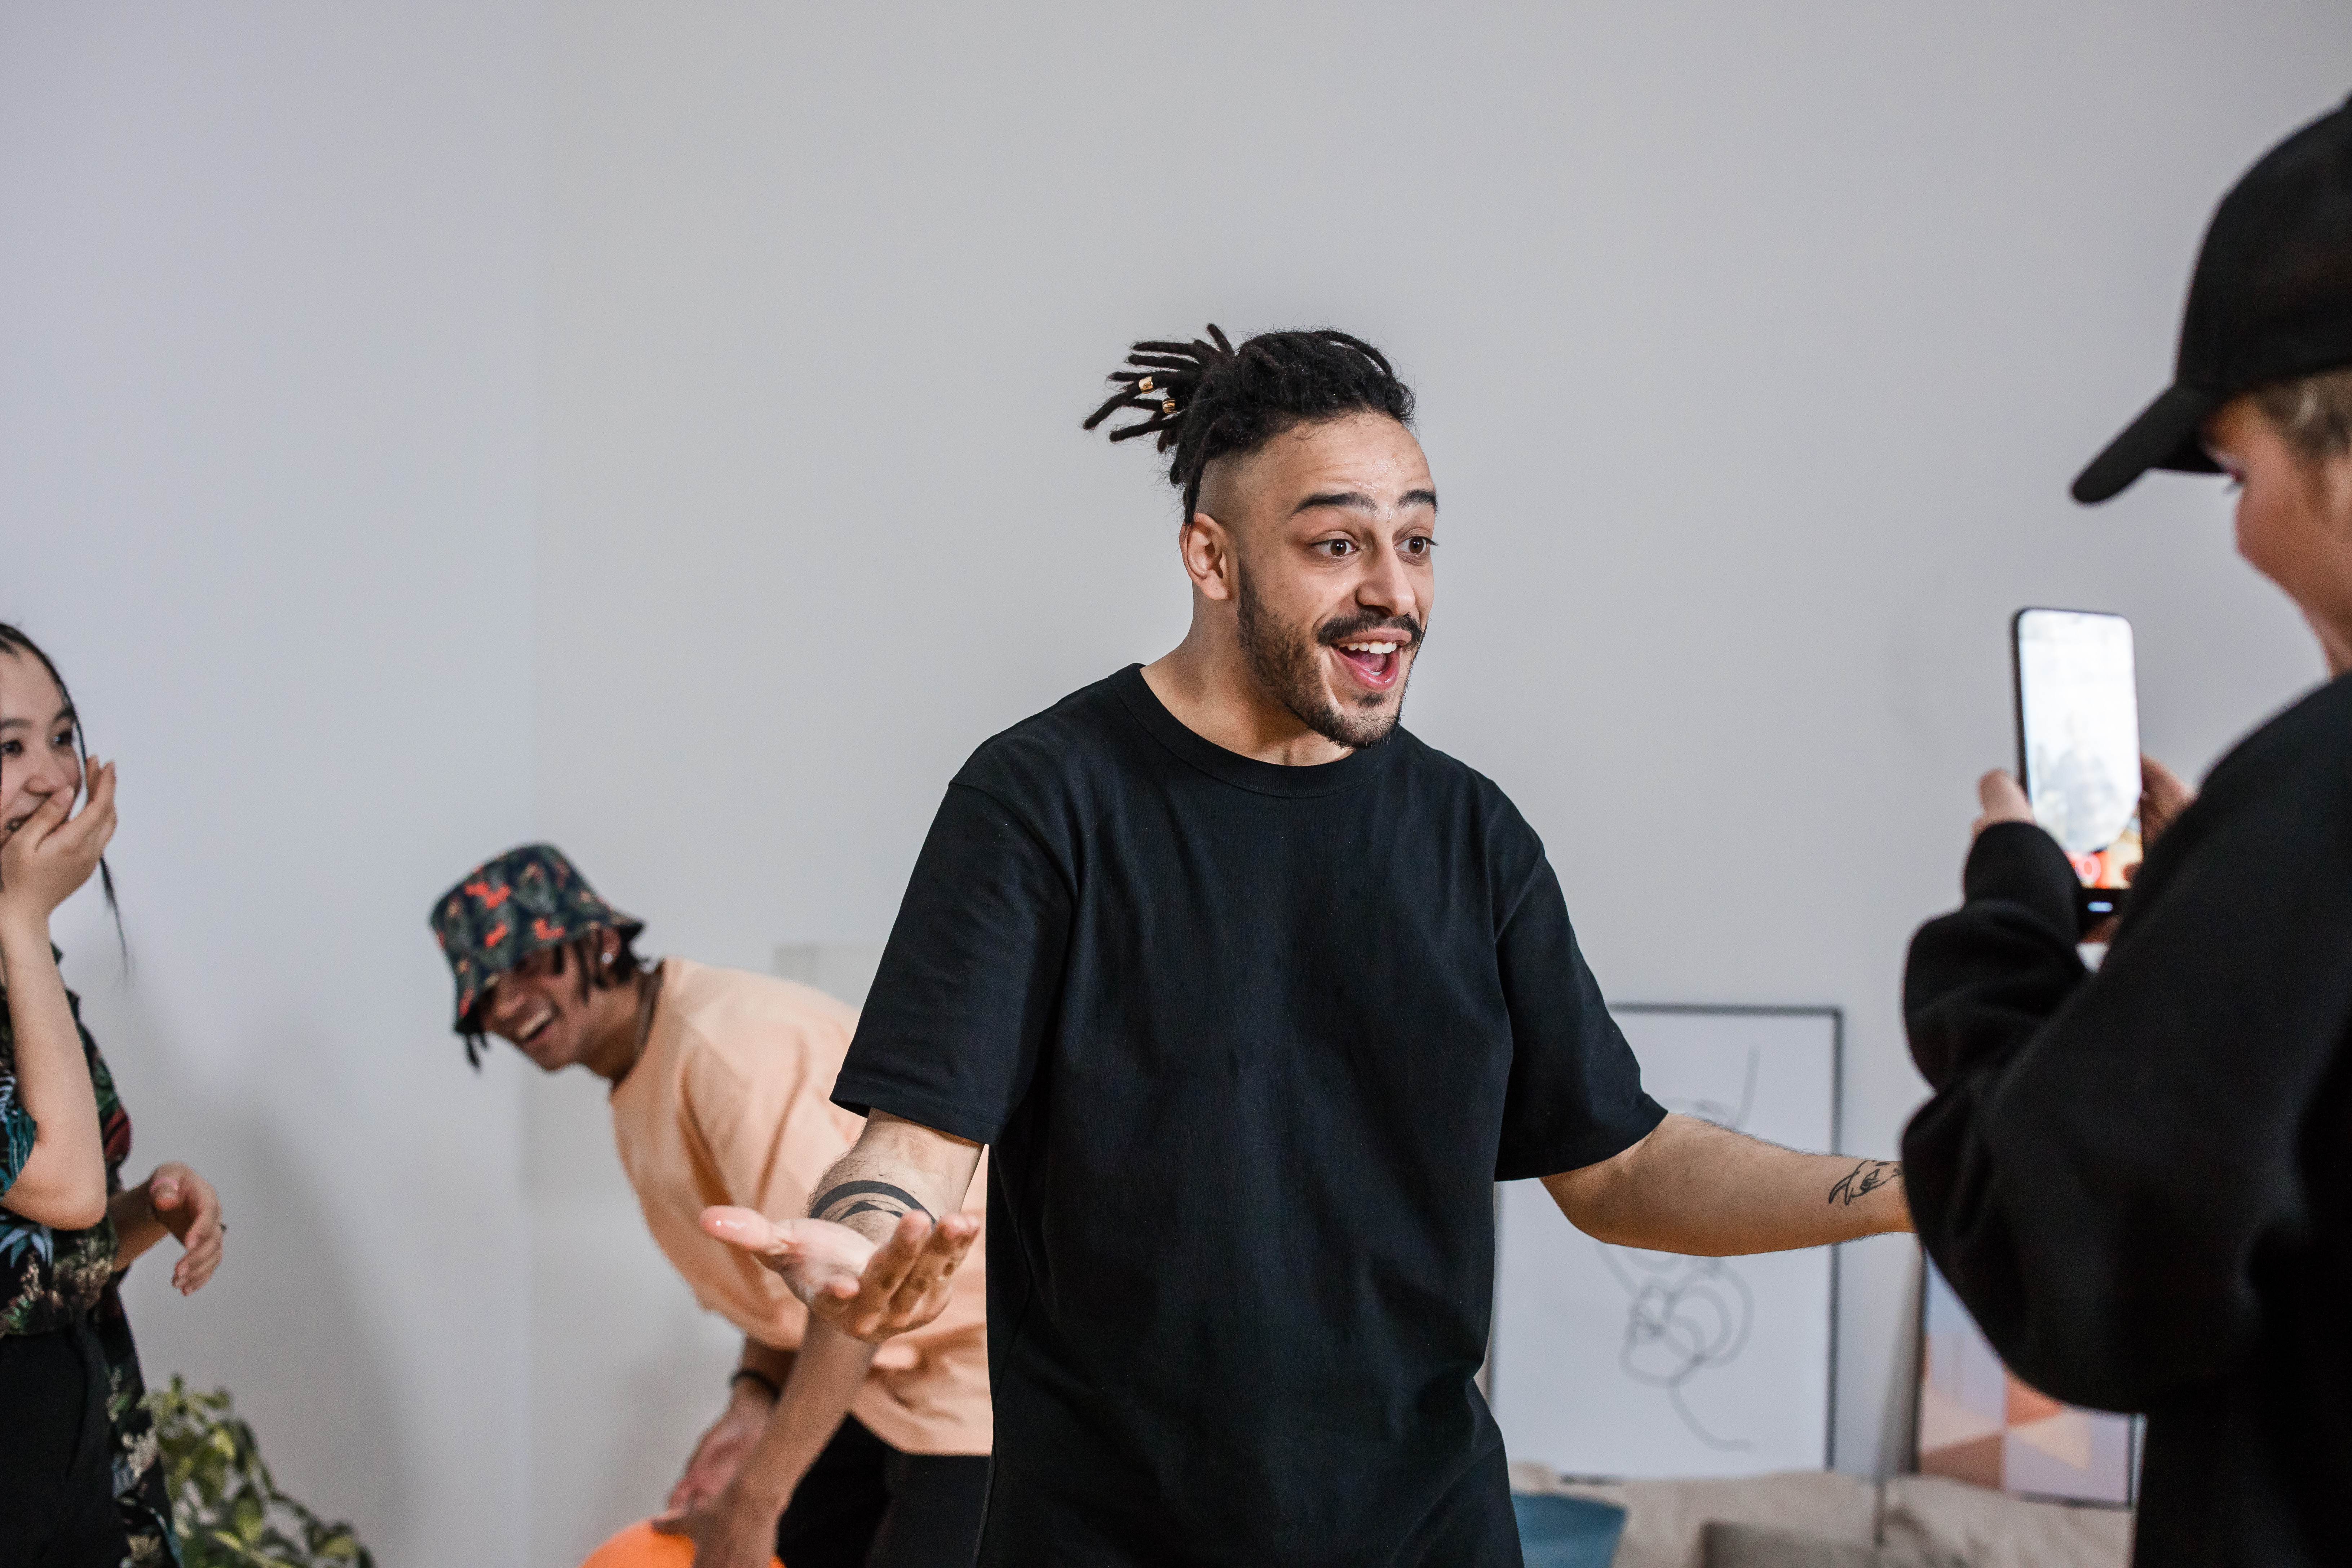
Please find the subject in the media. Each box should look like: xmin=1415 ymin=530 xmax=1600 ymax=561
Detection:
xmin=1509 ymin=1462 xmax=2134 ymax=1568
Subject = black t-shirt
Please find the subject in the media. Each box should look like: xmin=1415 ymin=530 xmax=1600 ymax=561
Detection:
xmin=836 ymin=666 xmax=1663 ymax=1567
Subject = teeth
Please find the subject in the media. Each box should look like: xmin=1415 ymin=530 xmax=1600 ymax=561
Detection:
xmin=1340 ymin=641 xmax=1398 ymax=655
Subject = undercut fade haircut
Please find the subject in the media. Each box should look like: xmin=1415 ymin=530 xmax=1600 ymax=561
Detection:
xmin=2255 ymin=365 xmax=2352 ymax=464
xmin=1083 ymin=324 xmax=1415 ymax=520
xmin=460 ymin=927 xmax=646 ymax=1069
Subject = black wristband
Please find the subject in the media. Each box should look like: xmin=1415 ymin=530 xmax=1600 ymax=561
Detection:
xmin=730 ymin=1367 xmax=782 ymax=1401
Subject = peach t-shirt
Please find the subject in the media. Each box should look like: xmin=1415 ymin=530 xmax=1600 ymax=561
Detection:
xmin=608 ymin=957 xmax=990 ymax=1455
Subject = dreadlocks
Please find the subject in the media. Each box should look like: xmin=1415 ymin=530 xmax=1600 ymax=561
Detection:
xmin=0 ymin=622 xmax=125 ymax=960
xmin=1083 ymin=324 xmax=1415 ymax=519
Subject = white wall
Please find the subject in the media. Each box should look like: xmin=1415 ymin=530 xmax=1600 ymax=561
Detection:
xmin=533 ymin=0 xmax=2352 ymax=1481
xmin=11 ymin=3 xmax=2352 ymax=1559
xmin=2 ymin=4 xmax=541 ymax=1563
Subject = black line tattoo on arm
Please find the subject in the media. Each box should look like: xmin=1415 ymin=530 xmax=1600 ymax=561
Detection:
xmin=1827 ymin=1160 xmax=1901 ymax=1207
xmin=811 ymin=1180 xmax=933 ymax=1224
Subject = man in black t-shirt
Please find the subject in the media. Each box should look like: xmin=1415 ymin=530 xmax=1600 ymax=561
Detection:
xmin=702 ymin=326 xmax=1913 ymax=1567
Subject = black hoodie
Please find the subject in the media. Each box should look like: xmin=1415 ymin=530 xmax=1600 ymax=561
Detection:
xmin=1903 ymin=671 xmax=2352 ymax=1568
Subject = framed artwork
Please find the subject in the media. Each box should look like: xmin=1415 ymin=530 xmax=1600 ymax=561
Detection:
xmin=1916 ymin=1258 xmax=2139 ymax=1505
xmin=1492 ymin=1005 xmax=1843 ymax=1478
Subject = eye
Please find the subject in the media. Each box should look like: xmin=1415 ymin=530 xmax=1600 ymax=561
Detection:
xmin=51 ymin=728 xmax=74 ymax=751
xmin=0 ymin=739 xmax=18 ymax=759
xmin=1314 ymin=539 xmax=1357 ymax=560
xmin=1400 ymin=535 xmax=1436 ymax=558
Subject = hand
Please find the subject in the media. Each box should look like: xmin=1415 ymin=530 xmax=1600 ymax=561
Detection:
xmin=700 ymin=1206 xmax=977 ymax=1343
xmin=0 ymin=760 xmax=116 ymax=932
xmin=145 ymin=1162 xmax=225 ymax=1293
xmin=651 ymin=1483 xmax=783 ymax=1568
xmin=1968 ymin=769 xmax=2035 ymax=840
xmin=2137 ymin=755 xmax=2194 ymax=853
xmin=665 ymin=1390 xmax=769 ymax=1516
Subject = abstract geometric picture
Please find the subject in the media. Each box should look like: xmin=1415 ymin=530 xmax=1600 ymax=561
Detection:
xmin=1917 ymin=1259 xmax=2137 ymax=1505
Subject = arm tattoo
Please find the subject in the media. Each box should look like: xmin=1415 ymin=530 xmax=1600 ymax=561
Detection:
xmin=1827 ymin=1160 xmax=1901 ymax=1207
xmin=811 ymin=1180 xmax=933 ymax=1224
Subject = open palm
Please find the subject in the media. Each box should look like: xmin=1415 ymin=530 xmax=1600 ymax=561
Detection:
xmin=701 ymin=1206 xmax=976 ymax=1343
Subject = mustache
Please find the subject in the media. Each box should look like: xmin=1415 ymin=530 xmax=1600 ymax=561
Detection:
xmin=1316 ymin=609 xmax=1423 ymax=648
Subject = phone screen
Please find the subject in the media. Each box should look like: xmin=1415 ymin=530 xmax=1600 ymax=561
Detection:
xmin=2014 ymin=608 xmax=2141 ymax=891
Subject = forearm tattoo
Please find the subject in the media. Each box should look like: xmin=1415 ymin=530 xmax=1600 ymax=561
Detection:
xmin=810 ymin=1180 xmax=933 ymax=1225
xmin=1827 ymin=1160 xmax=1902 ymax=1207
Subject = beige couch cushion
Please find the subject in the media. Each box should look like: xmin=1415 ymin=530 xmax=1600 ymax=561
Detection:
xmin=1701 ymin=1521 xmax=1960 ymax=1568
xmin=1510 ymin=1465 xmax=1880 ymax=1568
xmin=1879 ymin=1476 xmax=2132 ymax=1568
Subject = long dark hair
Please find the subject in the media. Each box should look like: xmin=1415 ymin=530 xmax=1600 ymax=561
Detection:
xmin=0 ymin=622 xmax=126 ymax=961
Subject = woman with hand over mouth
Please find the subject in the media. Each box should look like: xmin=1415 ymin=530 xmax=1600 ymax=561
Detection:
xmin=0 ymin=623 xmax=227 ymax=1567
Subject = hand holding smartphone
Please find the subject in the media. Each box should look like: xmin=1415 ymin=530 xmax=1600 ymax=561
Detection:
xmin=2012 ymin=608 xmax=2141 ymax=928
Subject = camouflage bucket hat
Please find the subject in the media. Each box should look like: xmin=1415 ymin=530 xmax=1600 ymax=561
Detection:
xmin=428 ymin=844 xmax=643 ymax=1033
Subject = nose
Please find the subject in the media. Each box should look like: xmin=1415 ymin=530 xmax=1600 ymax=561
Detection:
xmin=1354 ymin=542 xmax=1420 ymax=625
xmin=24 ymin=751 xmax=78 ymax=799
xmin=483 ymin=981 xmax=529 ymax=1032
xmin=8 ymin=760 xmax=76 ymax=823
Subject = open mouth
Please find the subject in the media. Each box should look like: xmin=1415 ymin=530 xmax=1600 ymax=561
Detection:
xmin=1329 ymin=637 xmax=1407 ymax=692
xmin=518 ymin=1008 xmax=556 ymax=1045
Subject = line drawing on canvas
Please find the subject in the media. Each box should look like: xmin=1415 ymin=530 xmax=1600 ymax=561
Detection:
xmin=1596 ymin=1047 xmax=1760 ymax=1451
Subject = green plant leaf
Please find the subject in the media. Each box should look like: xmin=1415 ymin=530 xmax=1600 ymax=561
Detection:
xmin=149 ymin=1377 xmax=378 ymax=1568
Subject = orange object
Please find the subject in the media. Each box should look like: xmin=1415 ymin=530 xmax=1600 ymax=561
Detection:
xmin=578 ymin=1519 xmax=781 ymax=1568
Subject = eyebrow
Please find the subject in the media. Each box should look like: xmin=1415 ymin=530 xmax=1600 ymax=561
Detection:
xmin=1290 ymin=488 xmax=1440 ymax=516
xmin=0 ymin=705 xmax=74 ymax=734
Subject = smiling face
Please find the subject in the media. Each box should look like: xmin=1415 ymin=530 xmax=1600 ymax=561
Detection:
xmin=477 ymin=930 xmax=641 ymax=1076
xmin=2206 ymin=396 xmax=2352 ymax=674
xmin=0 ymin=650 xmax=82 ymax=849
xmin=1196 ymin=412 xmax=1437 ymax=749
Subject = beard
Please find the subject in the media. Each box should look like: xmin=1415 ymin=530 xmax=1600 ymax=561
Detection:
xmin=1235 ymin=574 xmax=1422 ymax=750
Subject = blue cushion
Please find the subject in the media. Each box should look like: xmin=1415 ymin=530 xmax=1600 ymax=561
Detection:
xmin=1511 ymin=1491 xmax=1628 ymax=1568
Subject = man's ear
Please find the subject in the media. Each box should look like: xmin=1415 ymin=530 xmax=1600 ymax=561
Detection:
xmin=1180 ymin=512 xmax=1238 ymax=604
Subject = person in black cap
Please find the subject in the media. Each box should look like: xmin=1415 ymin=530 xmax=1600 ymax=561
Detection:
xmin=1904 ymin=94 xmax=2352 ymax=1567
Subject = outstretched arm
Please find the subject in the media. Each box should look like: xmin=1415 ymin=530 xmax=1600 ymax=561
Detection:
xmin=702 ymin=1111 xmax=982 ymax=1343
xmin=1544 ymin=1112 xmax=1911 ymax=1255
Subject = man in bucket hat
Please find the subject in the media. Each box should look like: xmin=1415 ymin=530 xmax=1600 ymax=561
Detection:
xmin=1904 ymin=93 xmax=2352 ymax=1567
xmin=430 ymin=845 xmax=990 ymax=1568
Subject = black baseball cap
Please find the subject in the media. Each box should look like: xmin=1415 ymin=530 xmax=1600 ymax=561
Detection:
xmin=2074 ymin=92 xmax=2352 ymax=504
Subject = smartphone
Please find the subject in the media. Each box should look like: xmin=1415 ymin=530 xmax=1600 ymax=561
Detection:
xmin=2012 ymin=608 xmax=2141 ymax=928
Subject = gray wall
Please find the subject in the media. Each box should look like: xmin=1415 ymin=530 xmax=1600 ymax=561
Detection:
xmin=9 ymin=3 xmax=2351 ymax=1562
xmin=534 ymin=0 xmax=2346 ymax=1485
xmin=2 ymin=4 xmax=541 ymax=1563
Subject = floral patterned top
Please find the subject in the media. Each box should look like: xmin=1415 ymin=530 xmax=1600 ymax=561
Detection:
xmin=0 ymin=966 xmax=178 ymax=1565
